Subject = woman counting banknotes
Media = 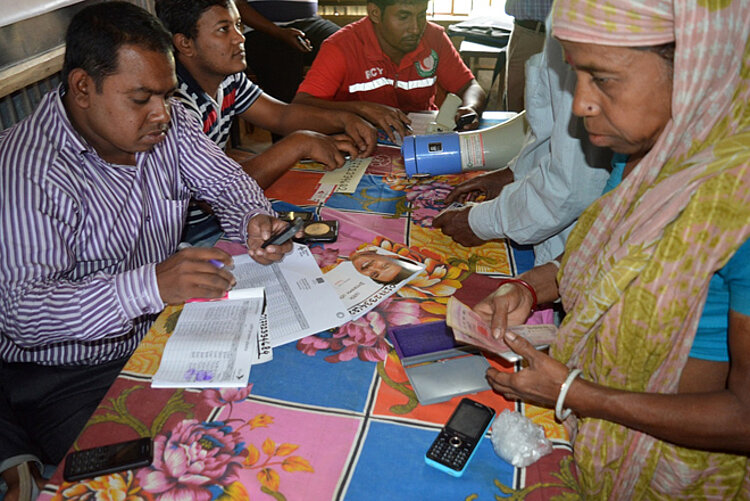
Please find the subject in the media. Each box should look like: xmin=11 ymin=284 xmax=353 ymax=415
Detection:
xmin=473 ymin=0 xmax=750 ymax=497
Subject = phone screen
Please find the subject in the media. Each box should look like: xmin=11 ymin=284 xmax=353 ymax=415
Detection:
xmin=447 ymin=403 xmax=494 ymax=440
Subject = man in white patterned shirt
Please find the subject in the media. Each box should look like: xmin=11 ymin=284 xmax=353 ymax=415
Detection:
xmin=0 ymin=3 xmax=292 ymax=498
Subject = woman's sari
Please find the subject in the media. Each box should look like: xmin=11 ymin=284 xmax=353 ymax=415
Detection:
xmin=550 ymin=0 xmax=750 ymax=497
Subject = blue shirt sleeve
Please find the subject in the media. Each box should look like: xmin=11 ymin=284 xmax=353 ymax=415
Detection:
xmin=722 ymin=236 xmax=750 ymax=316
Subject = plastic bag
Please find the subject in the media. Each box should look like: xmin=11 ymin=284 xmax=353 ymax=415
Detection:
xmin=490 ymin=410 xmax=553 ymax=467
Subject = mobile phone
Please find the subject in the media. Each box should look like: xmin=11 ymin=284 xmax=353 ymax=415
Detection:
xmin=276 ymin=210 xmax=314 ymax=224
xmin=425 ymin=398 xmax=495 ymax=477
xmin=261 ymin=217 xmax=304 ymax=248
xmin=63 ymin=437 xmax=153 ymax=482
xmin=455 ymin=112 xmax=478 ymax=130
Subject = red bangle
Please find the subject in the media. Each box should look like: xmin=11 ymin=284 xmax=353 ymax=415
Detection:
xmin=497 ymin=278 xmax=538 ymax=311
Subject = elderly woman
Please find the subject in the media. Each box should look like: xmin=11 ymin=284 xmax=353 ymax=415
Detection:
xmin=477 ymin=0 xmax=750 ymax=497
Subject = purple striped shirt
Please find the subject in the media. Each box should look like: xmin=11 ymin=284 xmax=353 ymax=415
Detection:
xmin=0 ymin=87 xmax=273 ymax=366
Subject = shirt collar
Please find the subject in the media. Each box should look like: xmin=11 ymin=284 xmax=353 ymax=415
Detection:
xmin=51 ymin=85 xmax=90 ymax=156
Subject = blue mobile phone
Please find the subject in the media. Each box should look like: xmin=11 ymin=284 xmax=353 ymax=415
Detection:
xmin=425 ymin=398 xmax=495 ymax=477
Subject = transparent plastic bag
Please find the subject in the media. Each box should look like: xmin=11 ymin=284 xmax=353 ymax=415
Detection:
xmin=491 ymin=410 xmax=553 ymax=467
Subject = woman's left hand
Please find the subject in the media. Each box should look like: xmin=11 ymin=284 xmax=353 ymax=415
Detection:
xmin=486 ymin=330 xmax=571 ymax=407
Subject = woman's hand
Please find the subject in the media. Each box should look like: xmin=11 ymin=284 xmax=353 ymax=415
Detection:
xmin=485 ymin=331 xmax=571 ymax=407
xmin=474 ymin=281 xmax=535 ymax=338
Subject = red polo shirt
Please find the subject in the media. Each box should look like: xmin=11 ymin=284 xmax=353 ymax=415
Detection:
xmin=297 ymin=17 xmax=474 ymax=112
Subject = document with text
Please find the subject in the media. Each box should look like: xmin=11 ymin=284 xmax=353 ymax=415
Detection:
xmin=152 ymin=289 xmax=265 ymax=388
xmin=232 ymin=244 xmax=351 ymax=347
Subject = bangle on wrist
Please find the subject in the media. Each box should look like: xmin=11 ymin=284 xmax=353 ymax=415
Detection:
xmin=497 ymin=277 xmax=538 ymax=311
xmin=555 ymin=368 xmax=582 ymax=421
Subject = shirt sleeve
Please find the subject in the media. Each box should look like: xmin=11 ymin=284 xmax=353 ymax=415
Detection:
xmin=0 ymin=156 xmax=163 ymax=348
xmin=468 ymin=38 xmax=611 ymax=246
xmin=296 ymin=40 xmax=348 ymax=99
xmin=170 ymin=101 xmax=274 ymax=242
xmin=723 ymin=237 xmax=750 ymax=316
xmin=233 ymin=72 xmax=263 ymax=115
xmin=434 ymin=29 xmax=475 ymax=94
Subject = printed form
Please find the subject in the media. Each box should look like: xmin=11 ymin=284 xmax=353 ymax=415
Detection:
xmin=152 ymin=289 xmax=265 ymax=388
xmin=151 ymin=244 xmax=350 ymax=388
xmin=232 ymin=244 xmax=350 ymax=347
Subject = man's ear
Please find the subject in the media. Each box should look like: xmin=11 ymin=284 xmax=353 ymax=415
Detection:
xmin=173 ymin=33 xmax=195 ymax=57
xmin=67 ymin=68 xmax=94 ymax=109
xmin=367 ymin=3 xmax=382 ymax=24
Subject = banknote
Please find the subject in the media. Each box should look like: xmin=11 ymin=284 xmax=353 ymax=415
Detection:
xmin=446 ymin=296 xmax=557 ymax=362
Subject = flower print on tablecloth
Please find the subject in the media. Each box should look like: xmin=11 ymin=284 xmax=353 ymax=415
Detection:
xmin=298 ymin=296 xmax=427 ymax=363
xmin=297 ymin=237 xmax=467 ymax=363
xmin=52 ymin=471 xmax=153 ymax=501
xmin=136 ymin=419 xmax=246 ymax=500
xmin=52 ymin=385 xmax=316 ymax=501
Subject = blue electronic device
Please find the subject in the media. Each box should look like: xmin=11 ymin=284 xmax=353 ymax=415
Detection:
xmin=425 ymin=397 xmax=495 ymax=477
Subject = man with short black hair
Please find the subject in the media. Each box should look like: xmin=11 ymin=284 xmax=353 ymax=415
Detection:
xmin=155 ymin=0 xmax=377 ymax=245
xmin=293 ymin=0 xmax=486 ymax=143
xmin=0 ymin=4 xmax=291 ymax=498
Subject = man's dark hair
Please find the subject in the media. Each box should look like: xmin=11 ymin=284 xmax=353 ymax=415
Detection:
xmin=368 ymin=0 xmax=429 ymax=11
xmin=155 ymin=0 xmax=233 ymax=40
xmin=62 ymin=1 xmax=173 ymax=92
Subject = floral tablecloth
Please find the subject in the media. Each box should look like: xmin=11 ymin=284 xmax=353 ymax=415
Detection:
xmin=39 ymin=146 xmax=579 ymax=501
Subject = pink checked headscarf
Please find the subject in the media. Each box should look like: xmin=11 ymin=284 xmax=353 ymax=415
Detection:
xmin=546 ymin=0 xmax=750 ymax=498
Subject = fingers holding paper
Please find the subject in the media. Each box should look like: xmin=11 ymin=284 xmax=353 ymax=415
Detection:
xmin=485 ymin=331 xmax=570 ymax=407
xmin=474 ymin=282 xmax=535 ymax=338
xmin=156 ymin=247 xmax=236 ymax=304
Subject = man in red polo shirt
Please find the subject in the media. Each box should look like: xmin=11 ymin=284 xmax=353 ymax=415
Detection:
xmin=293 ymin=0 xmax=486 ymax=143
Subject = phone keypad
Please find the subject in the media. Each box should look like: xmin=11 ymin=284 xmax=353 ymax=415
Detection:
xmin=427 ymin=432 xmax=474 ymax=470
xmin=65 ymin=447 xmax=111 ymax=475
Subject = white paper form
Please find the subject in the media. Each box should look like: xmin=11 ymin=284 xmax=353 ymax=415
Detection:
xmin=232 ymin=244 xmax=350 ymax=347
xmin=152 ymin=289 xmax=265 ymax=388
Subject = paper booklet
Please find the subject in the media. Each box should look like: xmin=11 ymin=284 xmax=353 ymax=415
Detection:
xmin=152 ymin=288 xmax=265 ymax=388
xmin=445 ymin=296 xmax=557 ymax=362
xmin=324 ymin=247 xmax=426 ymax=319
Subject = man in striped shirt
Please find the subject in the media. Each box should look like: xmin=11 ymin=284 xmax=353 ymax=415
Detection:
xmin=294 ymin=0 xmax=486 ymax=143
xmin=0 ymin=3 xmax=292 ymax=495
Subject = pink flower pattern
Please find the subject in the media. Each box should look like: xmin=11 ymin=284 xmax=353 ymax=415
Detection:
xmin=297 ymin=298 xmax=423 ymax=363
xmin=136 ymin=420 xmax=246 ymax=501
xmin=203 ymin=386 xmax=252 ymax=408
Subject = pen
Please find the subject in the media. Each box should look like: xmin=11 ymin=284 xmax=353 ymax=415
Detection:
xmin=176 ymin=242 xmax=225 ymax=269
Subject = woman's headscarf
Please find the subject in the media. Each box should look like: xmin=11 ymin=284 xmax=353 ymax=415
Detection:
xmin=550 ymin=0 xmax=750 ymax=497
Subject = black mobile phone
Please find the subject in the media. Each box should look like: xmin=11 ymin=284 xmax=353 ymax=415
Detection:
xmin=63 ymin=437 xmax=153 ymax=482
xmin=425 ymin=398 xmax=495 ymax=477
xmin=261 ymin=217 xmax=304 ymax=248
xmin=276 ymin=210 xmax=314 ymax=224
xmin=455 ymin=112 xmax=478 ymax=130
